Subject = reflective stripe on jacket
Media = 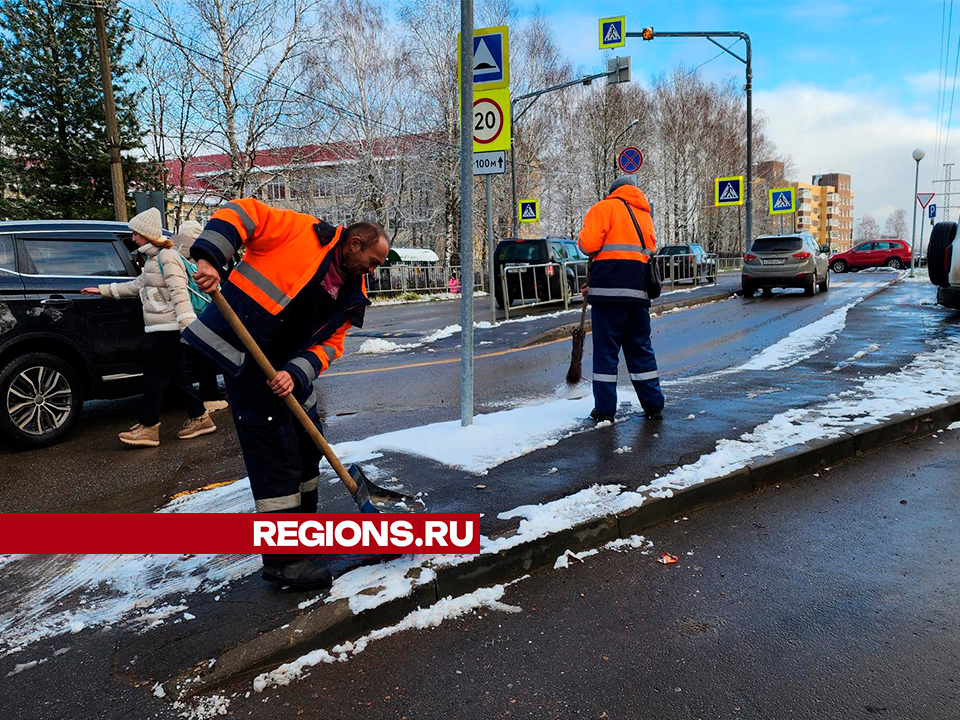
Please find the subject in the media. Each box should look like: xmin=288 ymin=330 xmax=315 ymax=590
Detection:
xmin=182 ymin=199 xmax=368 ymax=405
xmin=578 ymin=185 xmax=657 ymax=304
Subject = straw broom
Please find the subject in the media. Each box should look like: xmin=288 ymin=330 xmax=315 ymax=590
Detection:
xmin=565 ymin=263 xmax=590 ymax=386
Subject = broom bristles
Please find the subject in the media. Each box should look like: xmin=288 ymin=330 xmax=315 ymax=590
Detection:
xmin=566 ymin=327 xmax=585 ymax=385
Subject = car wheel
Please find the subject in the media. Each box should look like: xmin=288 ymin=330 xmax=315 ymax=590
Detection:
xmin=927 ymin=222 xmax=957 ymax=287
xmin=0 ymin=352 xmax=83 ymax=449
xmin=886 ymin=257 xmax=902 ymax=269
xmin=741 ymin=281 xmax=756 ymax=298
xmin=831 ymin=260 xmax=847 ymax=273
xmin=804 ymin=274 xmax=817 ymax=296
xmin=818 ymin=270 xmax=830 ymax=292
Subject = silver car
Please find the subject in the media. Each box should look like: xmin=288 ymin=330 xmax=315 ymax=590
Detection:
xmin=741 ymin=233 xmax=830 ymax=297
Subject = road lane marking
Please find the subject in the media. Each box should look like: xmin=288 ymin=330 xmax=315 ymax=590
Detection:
xmin=326 ymin=332 xmax=583 ymax=377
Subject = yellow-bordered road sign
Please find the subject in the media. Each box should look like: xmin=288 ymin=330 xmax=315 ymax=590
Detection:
xmin=519 ymin=199 xmax=539 ymax=223
xmin=715 ymin=176 xmax=744 ymax=207
xmin=458 ymin=25 xmax=509 ymax=92
xmin=599 ymin=16 xmax=626 ymax=49
xmin=769 ymin=187 xmax=796 ymax=215
xmin=472 ymin=87 xmax=511 ymax=153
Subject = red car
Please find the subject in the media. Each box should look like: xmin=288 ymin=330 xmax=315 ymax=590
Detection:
xmin=829 ymin=239 xmax=912 ymax=273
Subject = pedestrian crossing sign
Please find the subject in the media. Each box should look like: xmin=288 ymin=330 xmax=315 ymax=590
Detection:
xmin=599 ymin=16 xmax=626 ymax=50
xmin=519 ymin=199 xmax=539 ymax=223
xmin=715 ymin=176 xmax=744 ymax=207
xmin=769 ymin=187 xmax=796 ymax=215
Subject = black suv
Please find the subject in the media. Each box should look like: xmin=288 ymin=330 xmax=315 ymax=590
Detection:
xmin=0 ymin=220 xmax=153 ymax=448
xmin=493 ymin=237 xmax=588 ymax=309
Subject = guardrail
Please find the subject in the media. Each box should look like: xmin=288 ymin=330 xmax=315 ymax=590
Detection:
xmin=366 ymin=263 xmax=483 ymax=298
xmin=652 ymin=252 xmax=720 ymax=290
xmin=500 ymin=262 xmax=570 ymax=320
xmin=499 ymin=253 xmax=722 ymax=318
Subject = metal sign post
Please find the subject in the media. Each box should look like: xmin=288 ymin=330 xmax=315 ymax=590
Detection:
xmin=486 ymin=176 xmax=495 ymax=325
xmin=460 ymin=0 xmax=474 ymax=427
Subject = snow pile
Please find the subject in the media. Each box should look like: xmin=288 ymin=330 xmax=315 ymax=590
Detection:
xmin=948 ymin=421 xmax=960 ymax=431
xmin=356 ymin=338 xmax=407 ymax=354
xmin=336 ymin=390 xmax=640 ymax=474
xmin=735 ymin=301 xmax=861 ymax=371
xmin=6 ymin=657 xmax=47 ymax=677
xmin=252 ymin=584 xmax=520 ymax=692
xmin=173 ymin=694 xmax=230 ymax=719
xmin=640 ymin=333 xmax=960 ymax=498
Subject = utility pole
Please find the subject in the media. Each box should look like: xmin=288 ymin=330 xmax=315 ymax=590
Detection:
xmin=459 ymin=0 xmax=474 ymax=426
xmin=94 ymin=2 xmax=127 ymax=221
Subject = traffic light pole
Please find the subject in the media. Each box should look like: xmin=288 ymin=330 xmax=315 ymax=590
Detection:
xmin=633 ymin=30 xmax=752 ymax=250
xmin=509 ymin=64 xmax=628 ymax=236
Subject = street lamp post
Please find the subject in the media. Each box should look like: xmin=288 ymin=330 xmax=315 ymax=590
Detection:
xmin=911 ymin=148 xmax=925 ymax=278
xmin=610 ymin=118 xmax=639 ymax=183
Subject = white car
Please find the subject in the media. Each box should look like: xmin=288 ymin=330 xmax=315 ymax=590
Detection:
xmin=928 ymin=222 xmax=960 ymax=309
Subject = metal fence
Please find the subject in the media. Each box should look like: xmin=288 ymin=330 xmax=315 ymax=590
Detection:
xmin=500 ymin=262 xmax=569 ymax=319
xmin=367 ymin=263 xmax=483 ymax=298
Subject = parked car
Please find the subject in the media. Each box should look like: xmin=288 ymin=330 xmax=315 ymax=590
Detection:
xmin=741 ymin=233 xmax=830 ymax=297
xmin=927 ymin=221 xmax=960 ymax=309
xmin=829 ymin=239 xmax=912 ymax=273
xmin=493 ymin=237 xmax=587 ymax=309
xmin=0 ymin=220 xmax=162 ymax=448
xmin=654 ymin=244 xmax=716 ymax=283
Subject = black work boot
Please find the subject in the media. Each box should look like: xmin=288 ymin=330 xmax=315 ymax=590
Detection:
xmin=643 ymin=408 xmax=664 ymax=421
xmin=590 ymin=408 xmax=616 ymax=423
xmin=261 ymin=557 xmax=334 ymax=590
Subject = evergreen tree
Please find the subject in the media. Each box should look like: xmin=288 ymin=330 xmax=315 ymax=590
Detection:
xmin=0 ymin=0 xmax=143 ymax=219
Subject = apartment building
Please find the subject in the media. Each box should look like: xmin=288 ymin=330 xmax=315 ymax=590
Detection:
xmin=792 ymin=172 xmax=855 ymax=251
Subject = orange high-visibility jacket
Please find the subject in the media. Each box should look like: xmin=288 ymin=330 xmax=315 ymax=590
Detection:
xmin=578 ymin=185 xmax=657 ymax=304
xmin=182 ymin=198 xmax=368 ymax=408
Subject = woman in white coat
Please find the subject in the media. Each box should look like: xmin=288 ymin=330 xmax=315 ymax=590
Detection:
xmin=82 ymin=208 xmax=217 ymax=447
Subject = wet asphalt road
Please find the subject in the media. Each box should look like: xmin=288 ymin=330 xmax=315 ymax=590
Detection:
xmin=0 ymin=277 xmax=738 ymax=514
xmin=0 ymin=271 xmax=900 ymax=516
xmin=193 ymin=415 xmax=960 ymax=720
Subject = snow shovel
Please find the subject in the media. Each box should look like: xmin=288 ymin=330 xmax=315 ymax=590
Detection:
xmin=210 ymin=290 xmax=423 ymax=513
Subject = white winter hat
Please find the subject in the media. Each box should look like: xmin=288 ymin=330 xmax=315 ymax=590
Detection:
xmin=177 ymin=220 xmax=203 ymax=239
xmin=128 ymin=207 xmax=163 ymax=241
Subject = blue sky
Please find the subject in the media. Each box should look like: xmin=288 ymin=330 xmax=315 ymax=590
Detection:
xmin=503 ymin=0 xmax=951 ymax=225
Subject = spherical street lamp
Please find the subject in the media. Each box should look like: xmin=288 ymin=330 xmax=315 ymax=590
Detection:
xmin=910 ymin=148 xmax=926 ymax=276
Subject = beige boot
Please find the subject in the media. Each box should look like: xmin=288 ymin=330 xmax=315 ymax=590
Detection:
xmin=203 ymin=399 xmax=229 ymax=413
xmin=178 ymin=412 xmax=217 ymax=440
xmin=119 ymin=423 xmax=160 ymax=447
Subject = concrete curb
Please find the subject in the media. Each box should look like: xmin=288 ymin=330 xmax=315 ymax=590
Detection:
xmin=518 ymin=289 xmax=736 ymax=348
xmin=168 ymin=398 xmax=960 ymax=700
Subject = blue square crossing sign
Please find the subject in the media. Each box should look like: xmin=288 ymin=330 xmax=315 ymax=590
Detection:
xmin=715 ymin=176 xmax=744 ymax=207
xmin=599 ymin=16 xmax=626 ymax=50
xmin=768 ymin=187 xmax=796 ymax=215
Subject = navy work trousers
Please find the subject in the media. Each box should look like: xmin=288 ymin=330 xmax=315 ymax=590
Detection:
xmin=590 ymin=302 xmax=665 ymax=416
xmin=224 ymin=366 xmax=323 ymax=566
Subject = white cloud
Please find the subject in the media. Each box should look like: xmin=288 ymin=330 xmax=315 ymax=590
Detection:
xmin=905 ymin=70 xmax=942 ymax=94
xmin=756 ymin=83 xmax=940 ymax=223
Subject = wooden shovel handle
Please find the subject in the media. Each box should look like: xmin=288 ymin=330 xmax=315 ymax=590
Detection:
xmin=577 ymin=261 xmax=592 ymax=333
xmin=210 ymin=290 xmax=359 ymax=496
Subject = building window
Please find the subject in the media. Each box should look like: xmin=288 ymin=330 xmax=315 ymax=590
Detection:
xmin=314 ymin=178 xmax=334 ymax=198
xmin=266 ymin=177 xmax=286 ymax=201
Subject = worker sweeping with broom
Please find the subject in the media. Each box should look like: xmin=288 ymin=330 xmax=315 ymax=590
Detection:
xmin=185 ymin=198 xmax=399 ymax=590
xmin=572 ymin=175 xmax=665 ymax=423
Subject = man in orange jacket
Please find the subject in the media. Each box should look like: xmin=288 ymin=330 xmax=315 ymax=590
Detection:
xmin=578 ymin=175 xmax=665 ymax=423
xmin=186 ymin=198 xmax=389 ymax=590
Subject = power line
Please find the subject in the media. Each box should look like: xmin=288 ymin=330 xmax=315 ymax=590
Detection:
xmin=942 ymin=10 xmax=960 ymax=170
xmin=934 ymin=0 xmax=950 ymax=172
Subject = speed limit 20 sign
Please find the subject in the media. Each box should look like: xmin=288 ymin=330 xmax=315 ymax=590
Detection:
xmin=472 ymin=87 xmax=511 ymax=153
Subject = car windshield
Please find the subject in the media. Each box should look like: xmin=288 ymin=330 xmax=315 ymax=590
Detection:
xmin=751 ymin=237 xmax=803 ymax=253
xmin=658 ymin=246 xmax=689 ymax=256
xmin=498 ymin=242 xmax=545 ymax=263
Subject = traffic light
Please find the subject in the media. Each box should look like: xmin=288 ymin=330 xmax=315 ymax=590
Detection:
xmin=606 ymin=55 xmax=631 ymax=84
xmin=641 ymin=26 xmax=655 ymax=41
